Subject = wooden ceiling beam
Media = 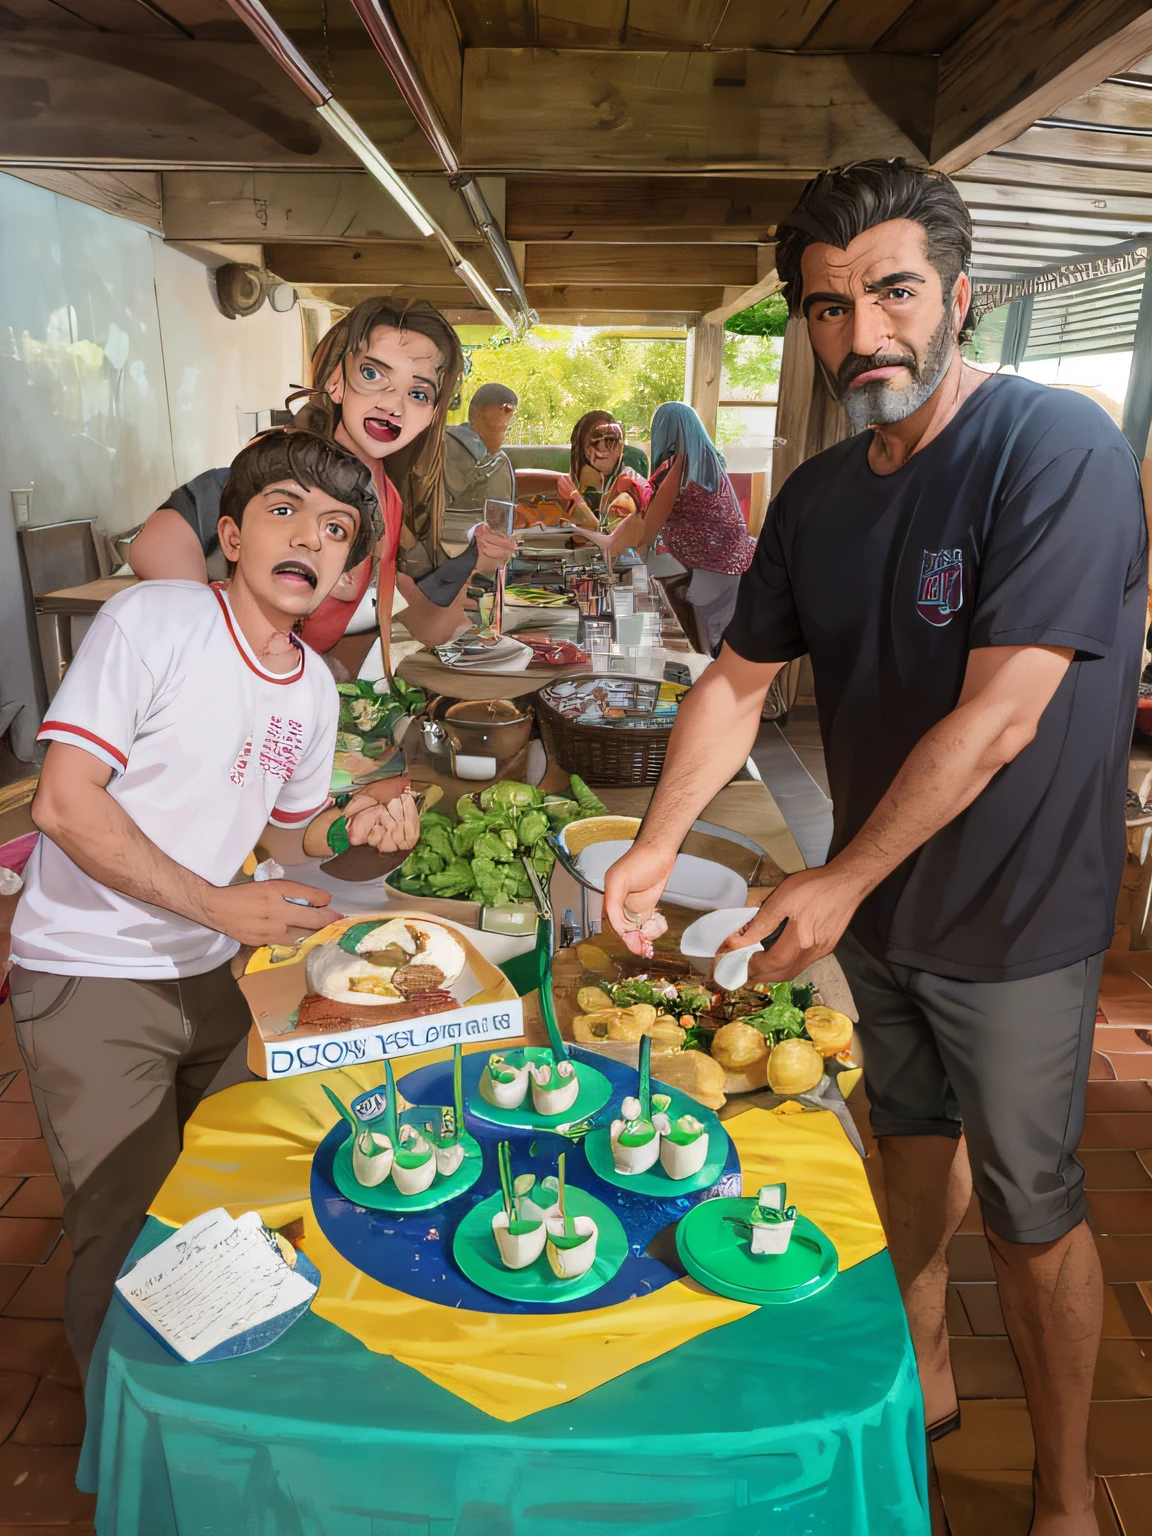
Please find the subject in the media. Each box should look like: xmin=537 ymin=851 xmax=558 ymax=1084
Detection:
xmin=504 ymin=175 xmax=806 ymax=242
xmin=523 ymin=243 xmax=760 ymax=286
xmin=461 ymin=48 xmax=936 ymax=173
xmin=932 ymin=1 xmax=1152 ymax=172
xmin=158 ymin=170 xmax=503 ymax=243
xmin=263 ymin=239 xmax=503 ymax=287
xmin=525 ymin=284 xmax=726 ymax=312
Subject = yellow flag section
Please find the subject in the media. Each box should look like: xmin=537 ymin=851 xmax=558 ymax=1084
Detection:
xmin=150 ymin=1062 xmax=886 ymax=1422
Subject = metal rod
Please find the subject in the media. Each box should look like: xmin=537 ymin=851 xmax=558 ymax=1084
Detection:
xmin=454 ymin=174 xmax=538 ymax=328
xmin=223 ymin=0 xmax=515 ymax=325
xmin=347 ymin=0 xmax=533 ymax=332
xmin=223 ymin=0 xmax=331 ymax=108
xmin=346 ymin=0 xmax=460 ymax=175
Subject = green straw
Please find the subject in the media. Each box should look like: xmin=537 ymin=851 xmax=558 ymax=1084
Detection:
xmin=384 ymin=1057 xmax=399 ymax=1146
xmin=320 ymin=1082 xmax=357 ymax=1133
xmin=497 ymin=1141 xmax=513 ymax=1221
xmin=452 ymin=1044 xmax=464 ymax=1145
xmin=558 ymin=1149 xmax=572 ymax=1238
xmin=638 ymin=1033 xmax=651 ymax=1120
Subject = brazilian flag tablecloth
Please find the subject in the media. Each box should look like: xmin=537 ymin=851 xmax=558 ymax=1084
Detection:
xmin=78 ymin=1050 xmax=929 ymax=1536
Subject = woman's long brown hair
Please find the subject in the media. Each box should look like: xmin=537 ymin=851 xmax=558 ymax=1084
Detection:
xmin=293 ymin=296 xmax=464 ymax=561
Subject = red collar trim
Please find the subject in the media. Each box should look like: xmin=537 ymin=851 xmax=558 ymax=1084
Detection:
xmin=210 ymin=584 xmax=305 ymax=686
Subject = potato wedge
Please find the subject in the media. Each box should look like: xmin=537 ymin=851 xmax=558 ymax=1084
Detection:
xmin=577 ymin=985 xmax=614 ymax=1013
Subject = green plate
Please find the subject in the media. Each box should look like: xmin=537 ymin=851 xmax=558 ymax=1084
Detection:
xmin=453 ymin=1184 xmax=628 ymax=1304
xmin=466 ymin=1049 xmax=612 ymax=1130
xmin=584 ymin=1094 xmax=729 ymax=1196
xmin=331 ymin=1108 xmax=483 ymax=1213
xmin=675 ymin=1199 xmax=838 ymax=1306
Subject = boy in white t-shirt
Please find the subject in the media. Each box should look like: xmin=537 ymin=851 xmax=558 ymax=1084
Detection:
xmin=9 ymin=428 xmax=420 ymax=1374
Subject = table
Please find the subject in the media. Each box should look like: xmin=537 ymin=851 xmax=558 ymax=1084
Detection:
xmin=36 ymin=576 xmax=138 ymax=681
xmin=79 ymin=1054 xmax=928 ymax=1535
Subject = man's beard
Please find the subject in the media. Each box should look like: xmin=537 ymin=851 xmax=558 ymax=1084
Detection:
xmin=831 ymin=312 xmax=954 ymax=431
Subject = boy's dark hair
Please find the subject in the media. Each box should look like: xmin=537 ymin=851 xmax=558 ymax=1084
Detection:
xmin=775 ymin=159 xmax=973 ymax=326
xmin=219 ymin=429 xmax=383 ymax=570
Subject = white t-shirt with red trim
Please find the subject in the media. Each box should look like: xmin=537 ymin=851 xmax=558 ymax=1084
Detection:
xmin=12 ymin=580 xmax=338 ymax=979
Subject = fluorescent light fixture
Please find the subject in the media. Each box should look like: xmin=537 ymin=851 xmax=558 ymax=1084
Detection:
xmin=454 ymin=259 xmax=518 ymax=333
xmin=316 ymin=99 xmax=437 ymax=239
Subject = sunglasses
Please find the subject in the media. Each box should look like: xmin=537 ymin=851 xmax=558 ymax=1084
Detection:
xmin=587 ymin=428 xmax=623 ymax=447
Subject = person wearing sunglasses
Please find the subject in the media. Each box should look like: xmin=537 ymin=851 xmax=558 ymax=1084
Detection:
xmin=127 ymin=297 xmax=517 ymax=666
xmin=557 ymin=410 xmax=651 ymax=530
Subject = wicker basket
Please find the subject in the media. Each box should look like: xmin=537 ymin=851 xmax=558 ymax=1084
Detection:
xmin=534 ymin=676 xmax=682 ymax=786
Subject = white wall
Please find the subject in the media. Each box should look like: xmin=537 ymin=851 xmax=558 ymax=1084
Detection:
xmin=0 ymin=171 xmax=305 ymax=758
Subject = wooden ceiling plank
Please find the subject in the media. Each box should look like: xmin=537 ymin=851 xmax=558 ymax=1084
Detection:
xmin=802 ymin=0 xmax=918 ymax=54
xmin=461 ymin=48 xmax=936 ymax=172
xmin=933 ymin=0 xmax=1152 ymax=172
xmin=159 ymin=169 xmax=502 ymax=242
xmin=954 ymin=178 xmax=1152 ymax=220
xmin=1046 ymin=78 xmax=1152 ymax=132
xmin=523 ymin=242 xmax=760 ymax=286
xmin=961 ymin=152 xmax=1152 ymax=198
xmin=3 ymin=166 xmax=161 ymax=226
xmin=0 ymin=34 xmax=364 ymax=165
xmin=263 ymin=239 xmax=504 ymax=285
xmin=385 ymin=0 xmax=463 ymax=146
xmin=525 ymin=283 xmax=726 ymax=310
xmin=990 ymin=123 xmax=1152 ymax=170
xmin=503 ymin=175 xmax=806 ymax=242
xmin=873 ymin=0 xmax=994 ymax=55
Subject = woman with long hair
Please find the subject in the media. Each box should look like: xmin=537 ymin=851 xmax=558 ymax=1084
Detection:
xmin=557 ymin=410 xmax=651 ymax=529
xmin=129 ymin=297 xmax=515 ymax=662
xmin=607 ymin=402 xmax=754 ymax=653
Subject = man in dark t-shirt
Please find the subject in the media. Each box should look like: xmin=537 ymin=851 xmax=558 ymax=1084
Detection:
xmin=605 ymin=161 xmax=1146 ymax=1536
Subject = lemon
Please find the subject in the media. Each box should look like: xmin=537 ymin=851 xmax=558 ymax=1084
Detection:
xmin=767 ymin=1038 xmax=824 ymax=1095
xmin=803 ymin=1006 xmax=854 ymax=1057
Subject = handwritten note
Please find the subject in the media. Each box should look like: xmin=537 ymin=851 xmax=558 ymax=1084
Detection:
xmin=115 ymin=1208 xmax=317 ymax=1362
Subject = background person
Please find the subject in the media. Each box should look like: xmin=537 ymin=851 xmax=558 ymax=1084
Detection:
xmin=128 ymin=299 xmax=516 ymax=660
xmin=604 ymin=160 xmax=1147 ymax=1536
xmin=9 ymin=430 xmax=420 ymax=1375
xmin=606 ymin=401 xmax=754 ymax=653
xmin=557 ymin=409 xmax=650 ymax=528
xmin=444 ymin=381 xmax=518 ymax=512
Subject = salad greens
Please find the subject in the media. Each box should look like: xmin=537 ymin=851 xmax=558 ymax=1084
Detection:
xmin=335 ymin=677 xmax=428 ymax=744
xmin=394 ymin=773 xmax=607 ymax=906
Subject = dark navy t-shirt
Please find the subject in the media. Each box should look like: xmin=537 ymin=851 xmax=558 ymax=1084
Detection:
xmin=726 ymin=373 xmax=1148 ymax=981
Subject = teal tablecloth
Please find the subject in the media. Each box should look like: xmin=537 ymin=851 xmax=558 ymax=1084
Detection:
xmin=80 ymin=1218 xmax=927 ymax=1536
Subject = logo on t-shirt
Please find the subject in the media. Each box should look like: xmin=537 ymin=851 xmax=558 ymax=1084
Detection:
xmin=916 ymin=549 xmax=964 ymax=627
xmin=259 ymin=716 xmax=304 ymax=783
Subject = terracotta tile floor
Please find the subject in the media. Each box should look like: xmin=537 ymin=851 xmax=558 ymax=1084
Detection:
xmin=897 ymin=940 xmax=1152 ymax=1534
xmin=1 ymin=942 xmax=1152 ymax=1531
xmin=0 ymin=996 xmax=92 ymax=1533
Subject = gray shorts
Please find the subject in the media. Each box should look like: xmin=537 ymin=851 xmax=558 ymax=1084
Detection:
xmin=836 ymin=929 xmax=1102 ymax=1245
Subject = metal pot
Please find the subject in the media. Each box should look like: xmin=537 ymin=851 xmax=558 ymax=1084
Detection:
xmin=428 ymin=695 xmax=535 ymax=763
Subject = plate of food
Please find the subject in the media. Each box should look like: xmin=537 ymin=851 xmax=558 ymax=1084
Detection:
xmin=553 ymin=932 xmax=856 ymax=1111
xmin=452 ymin=1145 xmax=627 ymax=1304
xmin=582 ymin=1036 xmax=729 ymax=1196
xmin=468 ymin=1045 xmax=613 ymax=1130
xmin=239 ymin=913 xmax=518 ymax=1079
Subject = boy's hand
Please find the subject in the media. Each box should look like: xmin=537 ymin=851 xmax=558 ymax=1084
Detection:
xmin=342 ymin=790 xmax=421 ymax=853
xmin=207 ymin=881 xmax=334 ymax=947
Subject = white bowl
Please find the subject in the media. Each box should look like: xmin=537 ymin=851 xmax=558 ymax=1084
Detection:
xmin=679 ymin=906 xmax=760 ymax=958
xmin=573 ymin=841 xmax=747 ymax=913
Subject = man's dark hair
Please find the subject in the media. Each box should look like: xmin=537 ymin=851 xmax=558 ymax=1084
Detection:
xmin=775 ymin=159 xmax=972 ymax=324
xmin=219 ymin=428 xmax=383 ymax=570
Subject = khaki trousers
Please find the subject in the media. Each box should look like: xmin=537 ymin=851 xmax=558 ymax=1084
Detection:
xmin=9 ymin=962 xmax=251 ymax=1376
